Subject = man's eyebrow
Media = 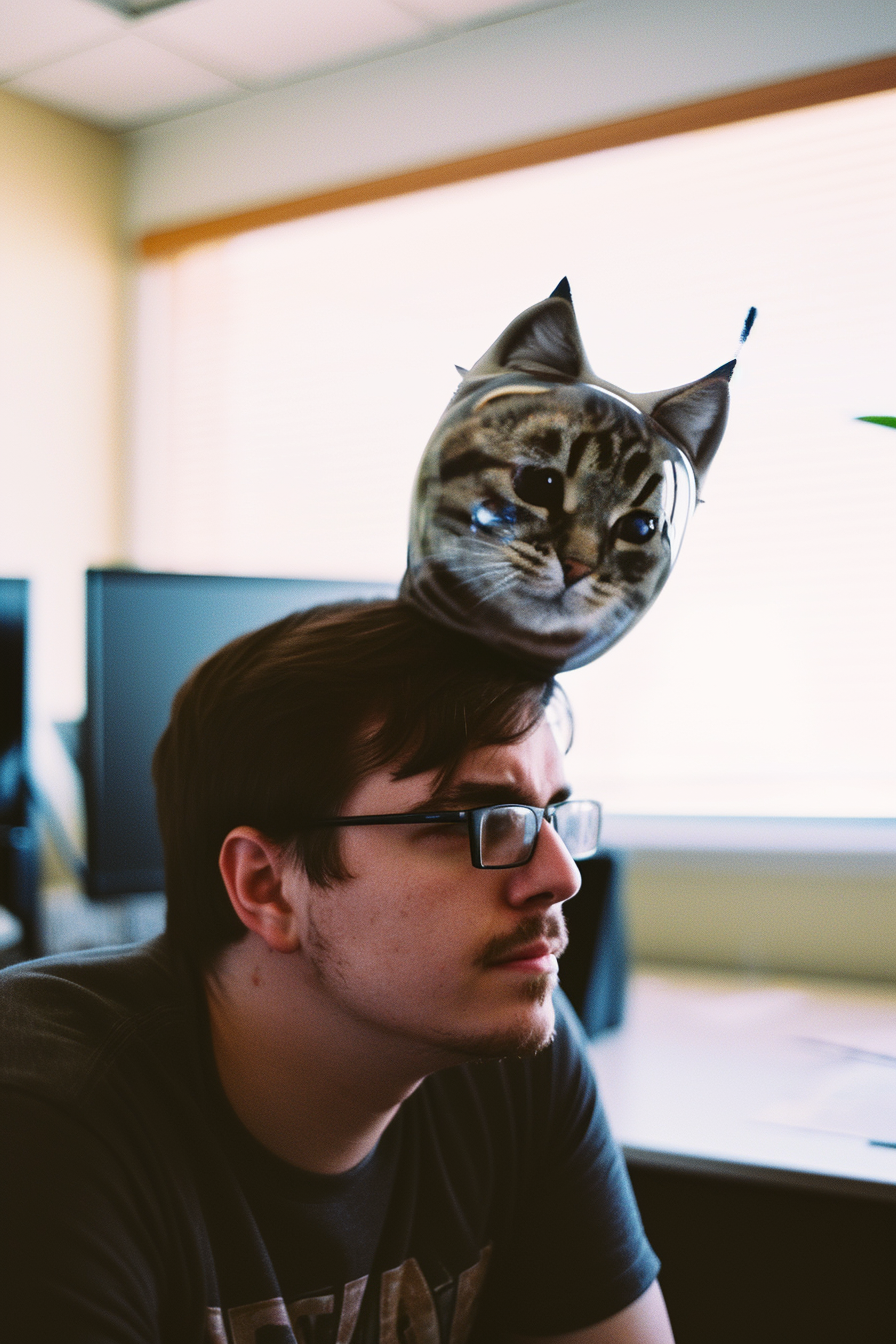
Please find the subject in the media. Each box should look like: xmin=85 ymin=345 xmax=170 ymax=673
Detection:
xmin=417 ymin=780 xmax=572 ymax=810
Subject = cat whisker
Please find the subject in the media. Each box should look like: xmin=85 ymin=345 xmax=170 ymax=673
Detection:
xmin=460 ymin=574 xmax=518 ymax=602
xmin=445 ymin=560 xmax=508 ymax=580
xmin=448 ymin=546 xmax=508 ymax=564
xmin=467 ymin=573 xmax=521 ymax=608
xmin=444 ymin=555 xmax=513 ymax=579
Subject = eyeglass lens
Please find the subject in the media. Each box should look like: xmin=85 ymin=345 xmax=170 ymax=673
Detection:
xmin=552 ymin=800 xmax=601 ymax=860
xmin=477 ymin=801 xmax=601 ymax=867
xmin=479 ymin=806 xmax=539 ymax=867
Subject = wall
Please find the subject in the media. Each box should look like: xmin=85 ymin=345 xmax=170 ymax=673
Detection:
xmin=627 ymin=853 xmax=896 ymax=983
xmin=125 ymin=0 xmax=896 ymax=237
xmin=0 ymin=90 xmax=126 ymax=722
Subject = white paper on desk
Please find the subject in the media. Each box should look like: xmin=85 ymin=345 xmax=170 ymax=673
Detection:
xmin=759 ymin=1059 xmax=896 ymax=1145
xmin=804 ymin=1025 xmax=896 ymax=1058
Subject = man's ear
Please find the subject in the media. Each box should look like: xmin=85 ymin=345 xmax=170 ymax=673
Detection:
xmin=218 ymin=827 xmax=304 ymax=953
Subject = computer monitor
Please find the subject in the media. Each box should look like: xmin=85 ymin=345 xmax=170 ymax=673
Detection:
xmin=0 ymin=580 xmax=26 ymax=822
xmin=0 ymin=579 xmax=31 ymax=953
xmin=84 ymin=570 xmax=395 ymax=900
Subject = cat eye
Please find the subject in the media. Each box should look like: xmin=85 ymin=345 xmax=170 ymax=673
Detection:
xmin=472 ymin=499 xmax=517 ymax=531
xmin=512 ymin=465 xmax=565 ymax=512
xmin=299 ymin=800 xmax=602 ymax=869
xmin=614 ymin=511 xmax=658 ymax=544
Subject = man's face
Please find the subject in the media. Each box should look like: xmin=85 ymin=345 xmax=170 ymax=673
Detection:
xmin=294 ymin=717 xmax=582 ymax=1065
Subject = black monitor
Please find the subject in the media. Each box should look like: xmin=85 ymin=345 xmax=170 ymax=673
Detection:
xmin=84 ymin=570 xmax=395 ymax=899
xmin=0 ymin=580 xmax=27 ymax=824
xmin=0 ymin=579 xmax=32 ymax=952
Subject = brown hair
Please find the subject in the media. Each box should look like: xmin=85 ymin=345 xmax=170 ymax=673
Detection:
xmin=153 ymin=600 xmax=555 ymax=962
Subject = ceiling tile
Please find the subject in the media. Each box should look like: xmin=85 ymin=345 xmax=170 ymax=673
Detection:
xmin=136 ymin=0 xmax=430 ymax=87
xmin=6 ymin=33 xmax=239 ymax=129
xmin=0 ymin=0 xmax=125 ymax=81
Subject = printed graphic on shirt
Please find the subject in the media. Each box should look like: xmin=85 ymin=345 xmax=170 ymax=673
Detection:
xmin=207 ymin=1246 xmax=491 ymax=1344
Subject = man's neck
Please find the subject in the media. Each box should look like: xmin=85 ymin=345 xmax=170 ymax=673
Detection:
xmin=203 ymin=934 xmax=443 ymax=1174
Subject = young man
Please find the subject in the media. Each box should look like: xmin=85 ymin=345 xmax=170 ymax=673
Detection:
xmin=0 ymin=600 xmax=673 ymax=1343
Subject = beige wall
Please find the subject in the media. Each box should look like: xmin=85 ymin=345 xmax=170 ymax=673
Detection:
xmin=627 ymin=852 xmax=896 ymax=983
xmin=0 ymin=89 xmax=125 ymax=721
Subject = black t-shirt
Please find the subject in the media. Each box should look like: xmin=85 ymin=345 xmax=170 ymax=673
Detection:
xmin=0 ymin=937 xmax=658 ymax=1342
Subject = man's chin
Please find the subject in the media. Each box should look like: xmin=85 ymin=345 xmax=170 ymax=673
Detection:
xmin=458 ymin=990 xmax=558 ymax=1061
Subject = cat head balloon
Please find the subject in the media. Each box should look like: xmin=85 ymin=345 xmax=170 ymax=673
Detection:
xmin=401 ymin=279 xmax=736 ymax=671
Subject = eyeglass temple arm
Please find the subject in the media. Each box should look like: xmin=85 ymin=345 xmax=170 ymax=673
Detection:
xmin=299 ymin=811 xmax=470 ymax=828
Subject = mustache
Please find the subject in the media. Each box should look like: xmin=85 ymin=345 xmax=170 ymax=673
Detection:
xmin=477 ymin=910 xmax=569 ymax=968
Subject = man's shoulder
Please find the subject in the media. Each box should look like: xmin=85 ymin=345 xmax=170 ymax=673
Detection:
xmin=0 ymin=937 xmax=189 ymax=1104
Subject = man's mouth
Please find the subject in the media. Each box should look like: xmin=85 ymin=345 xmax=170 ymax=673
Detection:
xmin=490 ymin=939 xmax=561 ymax=974
xmin=481 ymin=913 xmax=568 ymax=974
xmin=478 ymin=912 xmax=568 ymax=972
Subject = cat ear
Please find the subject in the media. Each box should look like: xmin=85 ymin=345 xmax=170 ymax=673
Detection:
xmin=464 ymin=279 xmax=589 ymax=382
xmin=640 ymin=360 xmax=735 ymax=485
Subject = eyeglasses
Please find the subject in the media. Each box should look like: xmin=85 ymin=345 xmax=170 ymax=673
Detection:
xmin=301 ymin=799 xmax=602 ymax=869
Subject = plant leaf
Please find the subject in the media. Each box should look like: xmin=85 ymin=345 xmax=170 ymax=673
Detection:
xmin=857 ymin=415 xmax=896 ymax=429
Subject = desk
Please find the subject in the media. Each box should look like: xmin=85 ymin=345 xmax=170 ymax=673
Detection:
xmin=589 ymin=969 xmax=896 ymax=1343
xmin=590 ymin=967 xmax=896 ymax=1196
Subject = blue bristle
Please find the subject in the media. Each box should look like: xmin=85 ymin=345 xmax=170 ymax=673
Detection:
xmin=740 ymin=306 xmax=757 ymax=344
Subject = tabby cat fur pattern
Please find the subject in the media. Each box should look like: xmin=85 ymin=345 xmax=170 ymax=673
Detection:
xmin=401 ymin=279 xmax=735 ymax=671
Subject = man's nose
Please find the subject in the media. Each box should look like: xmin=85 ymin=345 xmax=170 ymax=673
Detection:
xmin=505 ymin=818 xmax=581 ymax=907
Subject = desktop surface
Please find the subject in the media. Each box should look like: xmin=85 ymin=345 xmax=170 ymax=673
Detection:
xmin=590 ymin=966 xmax=896 ymax=1197
xmin=591 ymin=967 xmax=896 ymax=1342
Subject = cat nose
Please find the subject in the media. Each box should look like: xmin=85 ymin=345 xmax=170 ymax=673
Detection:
xmin=561 ymin=559 xmax=593 ymax=587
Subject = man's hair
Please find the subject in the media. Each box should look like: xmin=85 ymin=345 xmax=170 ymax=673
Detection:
xmin=153 ymin=600 xmax=556 ymax=963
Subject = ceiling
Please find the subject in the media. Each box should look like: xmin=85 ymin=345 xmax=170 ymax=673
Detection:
xmin=0 ymin=0 xmax=568 ymax=131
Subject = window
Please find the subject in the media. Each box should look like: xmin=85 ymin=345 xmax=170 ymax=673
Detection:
xmin=131 ymin=86 xmax=896 ymax=833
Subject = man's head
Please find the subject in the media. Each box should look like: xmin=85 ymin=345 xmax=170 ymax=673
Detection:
xmin=262 ymin=714 xmax=580 ymax=1062
xmin=154 ymin=599 xmax=570 ymax=971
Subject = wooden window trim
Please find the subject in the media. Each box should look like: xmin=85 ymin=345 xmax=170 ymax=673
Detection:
xmin=139 ymin=52 xmax=896 ymax=259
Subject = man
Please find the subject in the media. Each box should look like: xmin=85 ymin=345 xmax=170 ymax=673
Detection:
xmin=0 ymin=599 xmax=672 ymax=1342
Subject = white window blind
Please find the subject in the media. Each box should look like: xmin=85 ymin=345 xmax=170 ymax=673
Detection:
xmin=131 ymin=87 xmax=896 ymax=825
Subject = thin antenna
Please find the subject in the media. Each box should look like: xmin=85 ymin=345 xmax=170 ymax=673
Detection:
xmin=739 ymin=306 xmax=757 ymax=345
xmin=727 ymin=306 xmax=757 ymax=370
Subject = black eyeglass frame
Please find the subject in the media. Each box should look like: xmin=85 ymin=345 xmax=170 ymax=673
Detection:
xmin=300 ymin=800 xmax=602 ymax=870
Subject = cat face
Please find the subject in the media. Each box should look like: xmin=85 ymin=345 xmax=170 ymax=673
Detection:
xmin=401 ymin=281 xmax=734 ymax=671
xmin=406 ymin=378 xmax=695 ymax=669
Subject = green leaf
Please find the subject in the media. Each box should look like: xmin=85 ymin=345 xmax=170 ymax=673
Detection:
xmin=856 ymin=415 xmax=896 ymax=429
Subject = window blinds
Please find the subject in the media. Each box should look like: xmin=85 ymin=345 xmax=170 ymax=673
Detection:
xmin=130 ymin=86 xmax=896 ymax=823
